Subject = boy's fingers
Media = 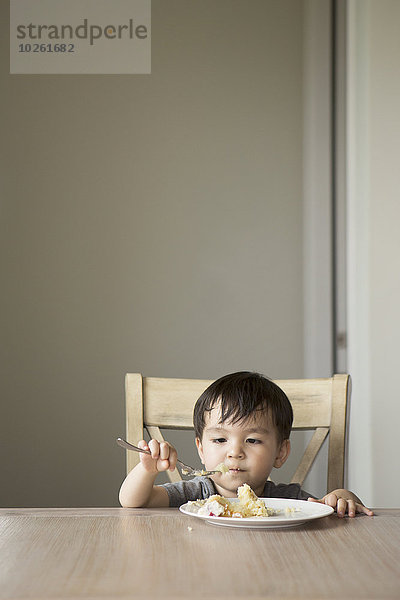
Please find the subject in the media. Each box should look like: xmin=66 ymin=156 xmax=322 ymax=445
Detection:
xmin=307 ymin=494 xmax=338 ymax=510
xmin=168 ymin=448 xmax=178 ymax=471
xmin=156 ymin=458 xmax=170 ymax=471
xmin=138 ymin=439 xmax=179 ymax=472
xmin=356 ymin=503 xmax=374 ymax=516
xmin=148 ymin=439 xmax=160 ymax=458
xmin=307 ymin=497 xmax=326 ymax=506
xmin=158 ymin=442 xmax=178 ymax=470
xmin=327 ymin=492 xmax=339 ymax=507
xmin=347 ymin=499 xmax=356 ymax=517
xmin=336 ymin=497 xmax=347 ymax=517
xmin=308 ymin=496 xmax=374 ymax=517
xmin=316 ymin=492 xmax=338 ymax=509
xmin=159 ymin=442 xmax=169 ymax=460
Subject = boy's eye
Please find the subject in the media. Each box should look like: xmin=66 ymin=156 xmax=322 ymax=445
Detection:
xmin=246 ymin=438 xmax=262 ymax=444
xmin=212 ymin=438 xmax=226 ymax=444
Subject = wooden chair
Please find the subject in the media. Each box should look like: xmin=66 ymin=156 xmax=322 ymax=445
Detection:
xmin=124 ymin=373 xmax=350 ymax=491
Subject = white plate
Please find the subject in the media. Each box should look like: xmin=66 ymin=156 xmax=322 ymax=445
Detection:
xmin=179 ymin=497 xmax=334 ymax=529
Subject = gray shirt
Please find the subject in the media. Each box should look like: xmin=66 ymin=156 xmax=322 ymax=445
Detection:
xmin=161 ymin=476 xmax=315 ymax=507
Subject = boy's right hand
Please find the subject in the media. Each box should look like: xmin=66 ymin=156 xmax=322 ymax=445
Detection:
xmin=137 ymin=439 xmax=178 ymax=474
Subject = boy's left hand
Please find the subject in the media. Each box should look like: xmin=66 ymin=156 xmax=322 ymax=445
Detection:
xmin=308 ymin=489 xmax=374 ymax=518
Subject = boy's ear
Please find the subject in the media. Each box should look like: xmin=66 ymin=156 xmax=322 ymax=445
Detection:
xmin=195 ymin=437 xmax=205 ymax=464
xmin=273 ymin=439 xmax=290 ymax=469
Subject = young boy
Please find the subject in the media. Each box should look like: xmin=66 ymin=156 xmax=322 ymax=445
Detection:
xmin=119 ymin=371 xmax=373 ymax=517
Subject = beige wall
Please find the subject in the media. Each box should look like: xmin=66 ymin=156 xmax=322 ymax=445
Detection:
xmin=1 ymin=0 xmax=307 ymax=507
xmin=369 ymin=0 xmax=400 ymax=507
xmin=347 ymin=0 xmax=400 ymax=507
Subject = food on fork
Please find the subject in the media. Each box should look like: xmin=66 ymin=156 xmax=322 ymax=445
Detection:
xmin=189 ymin=483 xmax=279 ymax=518
xmin=181 ymin=462 xmax=229 ymax=476
xmin=215 ymin=462 xmax=229 ymax=473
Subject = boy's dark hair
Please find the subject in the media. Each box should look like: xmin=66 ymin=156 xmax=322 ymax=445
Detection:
xmin=193 ymin=371 xmax=293 ymax=444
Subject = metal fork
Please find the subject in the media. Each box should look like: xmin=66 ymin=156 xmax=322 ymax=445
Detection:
xmin=116 ymin=437 xmax=221 ymax=477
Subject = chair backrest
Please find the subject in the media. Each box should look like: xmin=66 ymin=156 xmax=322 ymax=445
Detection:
xmin=124 ymin=373 xmax=350 ymax=491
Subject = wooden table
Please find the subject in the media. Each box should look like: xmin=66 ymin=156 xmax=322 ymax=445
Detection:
xmin=0 ymin=507 xmax=399 ymax=599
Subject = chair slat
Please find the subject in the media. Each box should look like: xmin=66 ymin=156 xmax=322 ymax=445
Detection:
xmin=144 ymin=377 xmax=332 ymax=429
xmin=290 ymin=427 xmax=329 ymax=485
xmin=143 ymin=377 xmax=212 ymax=428
xmin=327 ymin=374 xmax=350 ymax=491
xmin=125 ymin=373 xmax=143 ymax=473
xmin=277 ymin=378 xmax=333 ymax=428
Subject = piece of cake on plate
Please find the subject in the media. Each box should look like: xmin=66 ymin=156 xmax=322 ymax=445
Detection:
xmin=189 ymin=483 xmax=278 ymax=518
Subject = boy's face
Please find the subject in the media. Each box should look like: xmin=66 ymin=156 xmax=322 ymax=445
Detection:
xmin=195 ymin=403 xmax=290 ymax=497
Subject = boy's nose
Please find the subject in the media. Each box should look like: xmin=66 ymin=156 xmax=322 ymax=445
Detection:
xmin=227 ymin=443 xmax=245 ymax=459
